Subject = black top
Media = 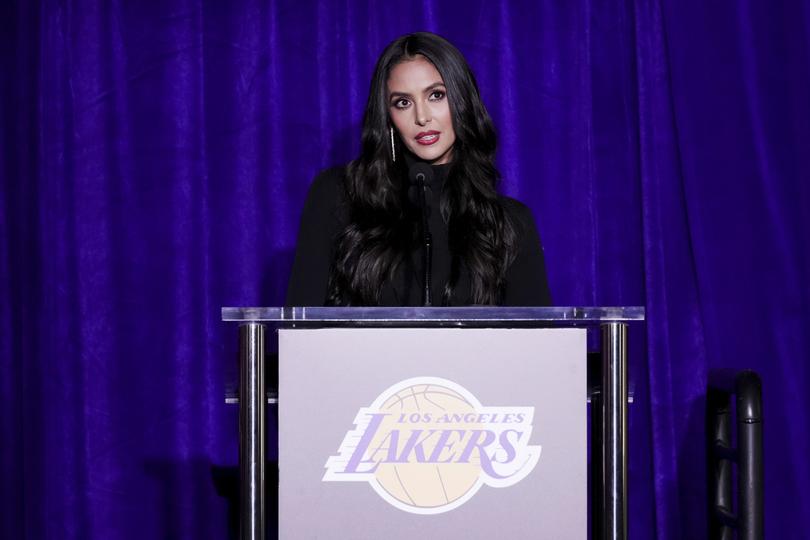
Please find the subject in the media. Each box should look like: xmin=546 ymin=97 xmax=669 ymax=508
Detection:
xmin=286 ymin=165 xmax=552 ymax=306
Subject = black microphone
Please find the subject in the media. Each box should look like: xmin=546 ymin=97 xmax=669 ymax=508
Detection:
xmin=408 ymin=162 xmax=433 ymax=214
xmin=408 ymin=162 xmax=433 ymax=188
xmin=407 ymin=163 xmax=434 ymax=306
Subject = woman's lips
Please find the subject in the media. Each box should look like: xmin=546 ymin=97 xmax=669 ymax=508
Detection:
xmin=415 ymin=131 xmax=440 ymax=145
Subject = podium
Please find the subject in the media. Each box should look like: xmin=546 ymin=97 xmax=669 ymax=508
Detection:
xmin=222 ymin=306 xmax=644 ymax=540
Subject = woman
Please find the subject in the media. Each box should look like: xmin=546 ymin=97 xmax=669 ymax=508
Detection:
xmin=287 ymin=32 xmax=551 ymax=307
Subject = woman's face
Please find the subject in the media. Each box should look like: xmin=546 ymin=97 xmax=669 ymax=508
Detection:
xmin=387 ymin=56 xmax=456 ymax=165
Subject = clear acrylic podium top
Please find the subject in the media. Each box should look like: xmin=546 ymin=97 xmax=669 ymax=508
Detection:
xmin=221 ymin=306 xmax=645 ymax=325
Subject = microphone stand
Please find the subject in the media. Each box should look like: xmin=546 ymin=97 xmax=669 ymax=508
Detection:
xmin=415 ymin=174 xmax=433 ymax=307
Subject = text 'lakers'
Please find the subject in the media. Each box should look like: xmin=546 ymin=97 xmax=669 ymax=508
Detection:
xmin=323 ymin=378 xmax=542 ymax=514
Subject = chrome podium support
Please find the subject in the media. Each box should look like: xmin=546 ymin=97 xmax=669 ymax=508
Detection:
xmin=602 ymin=322 xmax=628 ymax=540
xmin=239 ymin=323 xmax=265 ymax=540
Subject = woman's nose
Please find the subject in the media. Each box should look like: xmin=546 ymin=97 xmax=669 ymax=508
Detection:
xmin=415 ymin=103 xmax=431 ymax=126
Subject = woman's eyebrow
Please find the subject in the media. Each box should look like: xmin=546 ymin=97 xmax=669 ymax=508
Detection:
xmin=388 ymin=82 xmax=446 ymax=100
xmin=422 ymin=82 xmax=446 ymax=92
xmin=388 ymin=91 xmax=412 ymax=100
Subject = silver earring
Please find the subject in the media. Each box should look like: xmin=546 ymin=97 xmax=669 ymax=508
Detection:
xmin=390 ymin=127 xmax=396 ymax=162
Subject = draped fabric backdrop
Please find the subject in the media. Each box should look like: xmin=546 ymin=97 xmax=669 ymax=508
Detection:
xmin=2 ymin=1 xmax=808 ymax=538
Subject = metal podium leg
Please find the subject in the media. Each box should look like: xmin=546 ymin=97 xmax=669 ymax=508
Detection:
xmin=239 ymin=323 xmax=265 ymax=540
xmin=602 ymin=322 xmax=628 ymax=540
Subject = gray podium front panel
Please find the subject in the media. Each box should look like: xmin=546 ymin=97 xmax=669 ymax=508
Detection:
xmin=278 ymin=328 xmax=586 ymax=539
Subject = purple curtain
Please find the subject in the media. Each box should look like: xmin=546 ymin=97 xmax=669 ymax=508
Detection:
xmin=2 ymin=1 xmax=808 ymax=538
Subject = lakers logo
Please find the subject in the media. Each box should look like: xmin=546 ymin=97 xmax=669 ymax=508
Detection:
xmin=323 ymin=377 xmax=542 ymax=514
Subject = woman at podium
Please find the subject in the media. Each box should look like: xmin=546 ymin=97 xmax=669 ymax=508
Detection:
xmin=287 ymin=32 xmax=551 ymax=307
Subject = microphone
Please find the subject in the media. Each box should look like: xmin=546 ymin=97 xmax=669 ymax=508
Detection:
xmin=407 ymin=163 xmax=434 ymax=306
xmin=408 ymin=162 xmax=433 ymax=215
xmin=408 ymin=162 xmax=433 ymax=188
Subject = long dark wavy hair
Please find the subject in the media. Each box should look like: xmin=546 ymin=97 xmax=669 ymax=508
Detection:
xmin=326 ymin=32 xmax=518 ymax=306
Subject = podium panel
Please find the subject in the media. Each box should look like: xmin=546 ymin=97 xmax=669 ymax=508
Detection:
xmin=278 ymin=327 xmax=586 ymax=539
xmin=223 ymin=306 xmax=644 ymax=540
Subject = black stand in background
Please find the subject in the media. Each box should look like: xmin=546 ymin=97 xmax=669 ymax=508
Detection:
xmin=707 ymin=370 xmax=763 ymax=540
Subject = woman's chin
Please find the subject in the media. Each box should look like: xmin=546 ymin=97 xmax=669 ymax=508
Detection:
xmin=407 ymin=145 xmax=453 ymax=165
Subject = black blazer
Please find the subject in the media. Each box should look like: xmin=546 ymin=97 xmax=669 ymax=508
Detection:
xmin=286 ymin=166 xmax=552 ymax=307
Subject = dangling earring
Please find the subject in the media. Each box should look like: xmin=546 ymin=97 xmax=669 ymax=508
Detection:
xmin=390 ymin=126 xmax=396 ymax=163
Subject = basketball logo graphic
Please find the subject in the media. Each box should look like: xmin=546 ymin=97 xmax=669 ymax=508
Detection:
xmin=323 ymin=377 xmax=542 ymax=514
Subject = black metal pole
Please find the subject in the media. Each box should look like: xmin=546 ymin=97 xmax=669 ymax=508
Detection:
xmin=736 ymin=371 xmax=763 ymax=540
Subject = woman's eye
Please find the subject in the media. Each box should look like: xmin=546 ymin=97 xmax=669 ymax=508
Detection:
xmin=429 ymin=90 xmax=446 ymax=101
xmin=393 ymin=98 xmax=410 ymax=109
